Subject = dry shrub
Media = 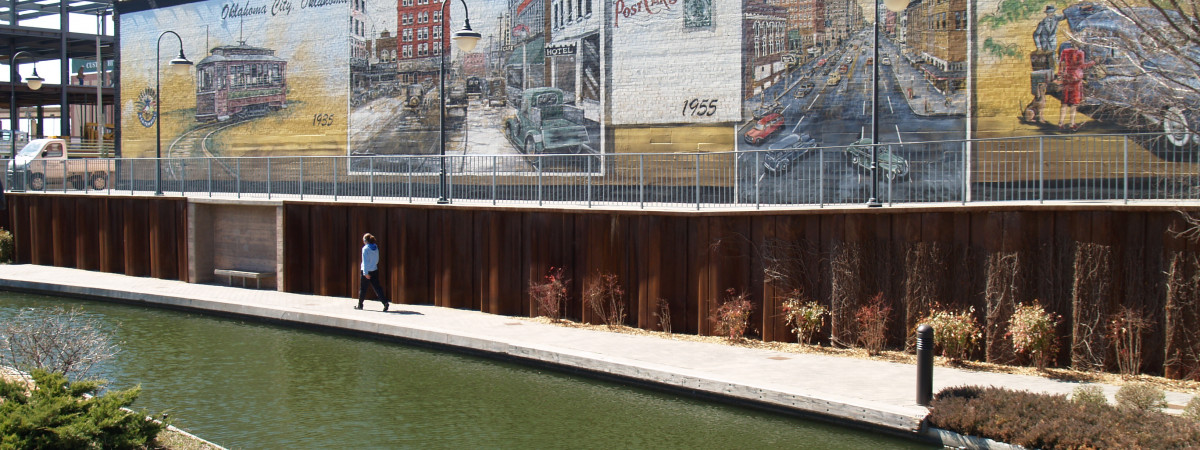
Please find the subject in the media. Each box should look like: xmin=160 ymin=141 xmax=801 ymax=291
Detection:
xmin=1185 ymin=397 xmax=1200 ymax=421
xmin=855 ymin=293 xmax=891 ymax=356
xmin=1071 ymin=385 xmax=1108 ymax=407
xmin=712 ymin=289 xmax=754 ymax=341
xmin=0 ymin=307 xmax=118 ymax=381
xmin=583 ymin=272 xmax=627 ymax=328
xmin=924 ymin=305 xmax=982 ymax=363
xmin=781 ymin=290 xmax=827 ymax=345
xmin=1108 ymin=305 xmax=1153 ymax=376
xmin=529 ymin=267 xmax=569 ymax=322
xmin=830 ymin=242 xmax=865 ymax=348
xmin=903 ymin=242 xmax=945 ymax=351
xmin=1114 ymin=382 xmax=1166 ymax=412
xmin=985 ymin=252 xmax=1023 ymax=365
xmin=929 ymin=385 xmax=1200 ymax=449
xmin=654 ymin=298 xmax=672 ymax=334
xmin=1165 ymin=251 xmax=1200 ymax=380
xmin=1072 ymin=243 xmax=1114 ymax=372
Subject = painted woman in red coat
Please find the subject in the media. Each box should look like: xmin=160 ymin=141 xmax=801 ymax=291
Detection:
xmin=1057 ymin=47 xmax=1096 ymax=130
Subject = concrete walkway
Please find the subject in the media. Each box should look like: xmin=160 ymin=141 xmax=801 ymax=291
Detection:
xmin=0 ymin=264 xmax=1193 ymax=442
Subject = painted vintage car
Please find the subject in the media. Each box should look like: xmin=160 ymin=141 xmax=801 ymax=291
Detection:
xmin=794 ymin=80 xmax=815 ymax=98
xmin=844 ymin=138 xmax=909 ymax=180
xmin=763 ymin=133 xmax=819 ymax=174
xmin=504 ymin=87 xmax=592 ymax=154
xmin=1059 ymin=2 xmax=1200 ymax=151
xmin=743 ymin=113 xmax=785 ymax=145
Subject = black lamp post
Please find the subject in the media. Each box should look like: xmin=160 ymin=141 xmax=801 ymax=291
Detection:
xmin=868 ymin=0 xmax=907 ymax=207
xmin=155 ymin=30 xmax=192 ymax=196
xmin=8 ymin=50 xmax=43 ymax=192
xmin=437 ymin=0 xmax=481 ymax=204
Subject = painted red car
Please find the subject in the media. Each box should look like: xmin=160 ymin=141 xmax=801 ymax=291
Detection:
xmin=743 ymin=113 xmax=785 ymax=145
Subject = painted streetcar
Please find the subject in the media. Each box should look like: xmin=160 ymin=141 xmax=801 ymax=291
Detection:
xmin=195 ymin=42 xmax=288 ymax=122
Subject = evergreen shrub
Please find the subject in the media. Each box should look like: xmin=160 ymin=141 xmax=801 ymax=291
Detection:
xmin=0 ymin=369 xmax=164 ymax=448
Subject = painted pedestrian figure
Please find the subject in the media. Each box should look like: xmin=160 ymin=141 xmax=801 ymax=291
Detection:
xmin=1057 ymin=47 xmax=1096 ymax=130
xmin=1033 ymin=5 xmax=1066 ymax=52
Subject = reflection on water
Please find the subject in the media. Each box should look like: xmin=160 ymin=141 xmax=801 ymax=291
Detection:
xmin=0 ymin=292 xmax=933 ymax=449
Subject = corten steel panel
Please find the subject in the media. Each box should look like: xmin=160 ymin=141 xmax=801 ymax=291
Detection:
xmin=10 ymin=196 xmax=31 ymax=264
xmin=382 ymin=208 xmax=404 ymax=304
xmin=176 ymin=201 xmax=190 ymax=283
xmin=349 ymin=206 xmax=389 ymax=304
xmin=149 ymin=199 xmax=180 ymax=281
xmin=1135 ymin=212 xmax=1167 ymax=375
xmin=74 ymin=198 xmax=99 ymax=271
xmin=1162 ymin=211 xmax=1198 ymax=379
xmin=30 ymin=197 xmax=55 ymax=266
xmin=760 ymin=215 xmax=786 ymax=343
xmin=631 ymin=215 xmax=652 ymax=330
xmin=310 ymin=205 xmax=349 ymax=298
xmin=98 ymin=197 xmax=124 ymax=274
xmin=282 ymin=204 xmax=311 ymax=293
xmin=398 ymin=207 xmax=430 ymax=305
xmin=51 ymin=197 xmax=76 ymax=268
xmin=577 ymin=213 xmax=624 ymax=325
xmin=496 ymin=212 xmax=526 ymax=316
xmin=122 ymin=199 xmax=150 ymax=277
xmin=472 ymin=211 xmax=491 ymax=312
xmin=689 ymin=216 xmax=713 ymax=336
xmin=429 ymin=209 xmax=475 ymax=310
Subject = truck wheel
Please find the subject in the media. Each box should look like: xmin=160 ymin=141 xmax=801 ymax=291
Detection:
xmin=91 ymin=173 xmax=108 ymax=190
xmin=69 ymin=176 xmax=84 ymax=190
xmin=30 ymin=173 xmax=44 ymax=191
xmin=525 ymin=137 xmax=541 ymax=155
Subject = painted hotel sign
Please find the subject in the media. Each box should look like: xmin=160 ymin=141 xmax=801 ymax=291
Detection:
xmin=545 ymin=44 xmax=577 ymax=57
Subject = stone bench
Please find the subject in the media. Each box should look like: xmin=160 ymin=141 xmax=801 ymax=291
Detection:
xmin=214 ymin=269 xmax=276 ymax=289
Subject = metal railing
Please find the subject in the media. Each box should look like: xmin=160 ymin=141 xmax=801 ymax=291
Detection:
xmin=5 ymin=132 xmax=1199 ymax=208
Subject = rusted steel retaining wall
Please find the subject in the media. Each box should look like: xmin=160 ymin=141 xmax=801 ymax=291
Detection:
xmin=7 ymin=194 xmax=1200 ymax=379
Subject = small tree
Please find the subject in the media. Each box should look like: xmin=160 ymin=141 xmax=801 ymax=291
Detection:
xmin=0 ymin=307 xmax=118 ymax=381
xmin=1071 ymin=385 xmax=1109 ymax=407
xmin=0 ymin=228 xmax=13 ymax=263
xmin=583 ymin=272 xmax=626 ymax=328
xmin=855 ymin=293 xmax=891 ymax=356
xmin=1008 ymin=301 xmax=1061 ymax=369
xmin=925 ymin=306 xmax=982 ymax=363
xmin=529 ymin=267 xmax=570 ymax=322
xmin=712 ymin=288 xmax=754 ymax=341
xmin=781 ymin=291 xmax=827 ymax=345
xmin=0 ymin=369 xmax=165 ymax=447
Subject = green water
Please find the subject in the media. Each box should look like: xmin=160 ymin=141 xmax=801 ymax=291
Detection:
xmin=0 ymin=292 xmax=934 ymax=449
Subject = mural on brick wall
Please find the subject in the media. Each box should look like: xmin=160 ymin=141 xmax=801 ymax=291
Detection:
xmin=348 ymin=0 xmax=602 ymax=174
xmin=737 ymin=0 xmax=968 ymax=204
xmin=120 ymin=0 xmax=350 ymax=158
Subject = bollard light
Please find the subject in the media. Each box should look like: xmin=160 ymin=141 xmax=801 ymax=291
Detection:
xmin=916 ymin=323 xmax=934 ymax=406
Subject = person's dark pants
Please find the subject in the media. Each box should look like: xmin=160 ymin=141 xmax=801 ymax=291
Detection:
xmin=358 ymin=270 xmax=389 ymax=309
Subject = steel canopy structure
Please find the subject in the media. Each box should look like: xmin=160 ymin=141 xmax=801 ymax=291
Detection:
xmin=0 ymin=0 xmax=114 ymax=140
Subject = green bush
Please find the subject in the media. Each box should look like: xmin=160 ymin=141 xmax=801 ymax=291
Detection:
xmin=1071 ymin=385 xmax=1108 ymax=407
xmin=1185 ymin=397 xmax=1200 ymax=421
xmin=929 ymin=385 xmax=1200 ymax=449
xmin=0 ymin=369 xmax=165 ymax=448
xmin=0 ymin=228 xmax=12 ymax=263
xmin=1115 ymin=382 xmax=1167 ymax=411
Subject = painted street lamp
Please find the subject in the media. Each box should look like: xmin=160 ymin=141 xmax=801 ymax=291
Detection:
xmin=437 ymin=0 xmax=481 ymax=204
xmin=8 ymin=50 xmax=44 ymax=192
xmin=155 ymin=30 xmax=192 ymax=196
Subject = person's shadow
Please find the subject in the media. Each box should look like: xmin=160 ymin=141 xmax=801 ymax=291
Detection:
xmin=382 ymin=310 xmax=423 ymax=315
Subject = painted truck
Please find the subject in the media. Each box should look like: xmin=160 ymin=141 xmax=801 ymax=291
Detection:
xmin=504 ymin=87 xmax=592 ymax=154
xmin=10 ymin=138 xmax=116 ymax=190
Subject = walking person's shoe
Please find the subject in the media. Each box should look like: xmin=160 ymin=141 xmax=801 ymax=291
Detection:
xmin=354 ymin=304 xmax=363 ymax=310
xmin=382 ymin=301 xmax=389 ymax=312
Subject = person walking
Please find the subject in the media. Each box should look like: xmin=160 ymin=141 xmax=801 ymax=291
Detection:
xmin=358 ymin=233 xmax=390 ymax=311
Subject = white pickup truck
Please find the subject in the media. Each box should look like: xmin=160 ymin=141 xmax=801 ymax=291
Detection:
xmin=10 ymin=138 xmax=116 ymax=190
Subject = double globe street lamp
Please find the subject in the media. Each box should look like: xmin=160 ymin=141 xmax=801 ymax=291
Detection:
xmin=155 ymin=30 xmax=193 ymax=196
xmin=437 ymin=0 xmax=481 ymax=204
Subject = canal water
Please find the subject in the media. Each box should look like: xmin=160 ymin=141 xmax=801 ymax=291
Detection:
xmin=0 ymin=292 xmax=934 ymax=449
